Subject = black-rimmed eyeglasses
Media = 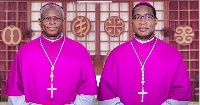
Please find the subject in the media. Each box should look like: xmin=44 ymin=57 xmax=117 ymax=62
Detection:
xmin=132 ymin=14 xmax=156 ymax=21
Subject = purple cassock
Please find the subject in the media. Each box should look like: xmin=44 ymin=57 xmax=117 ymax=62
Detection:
xmin=97 ymin=37 xmax=192 ymax=105
xmin=5 ymin=34 xmax=97 ymax=105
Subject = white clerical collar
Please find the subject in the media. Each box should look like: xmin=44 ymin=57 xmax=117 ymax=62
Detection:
xmin=134 ymin=35 xmax=155 ymax=44
xmin=42 ymin=32 xmax=63 ymax=42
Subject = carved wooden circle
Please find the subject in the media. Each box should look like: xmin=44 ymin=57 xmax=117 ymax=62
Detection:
xmin=104 ymin=16 xmax=125 ymax=37
xmin=1 ymin=26 xmax=22 ymax=46
xmin=71 ymin=16 xmax=91 ymax=37
xmin=174 ymin=25 xmax=194 ymax=45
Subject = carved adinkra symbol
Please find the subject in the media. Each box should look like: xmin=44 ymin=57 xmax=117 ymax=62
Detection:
xmin=174 ymin=25 xmax=194 ymax=45
xmin=1 ymin=26 xmax=22 ymax=46
xmin=104 ymin=16 xmax=125 ymax=37
xmin=71 ymin=16 xmax=91 ymax=37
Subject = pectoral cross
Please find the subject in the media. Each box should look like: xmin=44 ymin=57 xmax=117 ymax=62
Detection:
xmin=50 ymin=66 xmax=54 ymax=82
xmin=138 ymin=88 xmax=148 ymax=102
xmin=47 ymin=83 xmax=57 ymax=98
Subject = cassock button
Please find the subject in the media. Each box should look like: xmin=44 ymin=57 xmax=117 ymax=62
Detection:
xmin=141 ymin=55 xmax=143 ymax=57
xmin=139 ymin=82 xmax=142 ymax=85
xmin=138 ymin=97 xmax=141 ymax=99
xmin=139 ymin=75 xmax=142 ymax=77
xmin=52 ymin=52 xmax=55 ymax=54
xmin=51 ymin=47 xmax=54 ymax=49
xmin=141 ymin=48 xmax=143 ymax=50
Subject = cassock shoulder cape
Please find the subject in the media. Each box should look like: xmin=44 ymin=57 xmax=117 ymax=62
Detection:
xmin=5 ymin=35 xmax=97 ymax=104
xmin=97 ymin=37 xmax=192 ymax=105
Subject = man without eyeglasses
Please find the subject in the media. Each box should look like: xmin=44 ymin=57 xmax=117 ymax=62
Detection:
xmin=97 ymin=1 xmax=192 ymax=105
xmin=5 ymin=2 xmax=97 ymax=105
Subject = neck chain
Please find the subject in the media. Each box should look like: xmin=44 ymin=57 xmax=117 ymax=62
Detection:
xmin=130 ymin=37 xmax=157 ymax=102
xmin=40 ymin=35 xmax=65 ymax=98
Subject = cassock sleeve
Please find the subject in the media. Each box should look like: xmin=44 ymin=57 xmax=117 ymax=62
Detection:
xmin=98 ymin=97 xmax=124 ymax=105
xmin=97 ymin=51 xmax=118 ymax=101
xmin=8 ymin=96 xmax=38 ymax=105
xmin=71 ymin=94 xmax=95 ymax=105
xmin=77 ymin=49 xmax=97 ymax=95
xmin=162 ymin=99 xmax=189 ymax=105
xmin=4 ymin=49 xmax=24 ymax=96
xmin=168 ymin=58 xmax=192 ymax=101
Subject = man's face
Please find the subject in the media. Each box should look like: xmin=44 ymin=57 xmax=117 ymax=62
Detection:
xmin=38 ymin=6 xmax=64 ymax=38
xmin=132 ymin=5 xmax=158 ymax=39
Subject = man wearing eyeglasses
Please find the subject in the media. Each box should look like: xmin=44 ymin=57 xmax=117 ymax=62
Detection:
xmin=97 ymin=1 xmax=192 ymax=105
xmin=5 ymin=2 xmax=97 ymax=105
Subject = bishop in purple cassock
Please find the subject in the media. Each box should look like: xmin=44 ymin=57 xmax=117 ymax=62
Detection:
xmin=5 ymin=2 xmax=97 ymax=105
xmin=97 ymin=1 xmax=192 ymax=105
xmin=4 ymin=34 xmax=97 ymax=104
xmin=97 ymin=37 xmax=192 ymax=105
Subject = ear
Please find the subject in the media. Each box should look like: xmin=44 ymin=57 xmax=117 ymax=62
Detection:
xmin=131 ymin=19 xmax=134 ymax=25
xmin=61 ymin=18 xmax=65 ymax=29
xmin=38 ymin=18 xmax=42 ymax=26
xmin=155 ymin=18 xmax=158 ymax=25
xmin=62 ymin=18 xmax=65 ymax=24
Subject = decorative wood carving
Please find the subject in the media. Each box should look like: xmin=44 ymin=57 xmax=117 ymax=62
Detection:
xmin=1 ymin=25 xmax=22 ymax=46
xmin=104 ymin=16 xmax=125 ymax=37
xmin=71 ymin=16 xmax=91 ymax=37
xmin=174 ymin=25 xmax=194 ymax=45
